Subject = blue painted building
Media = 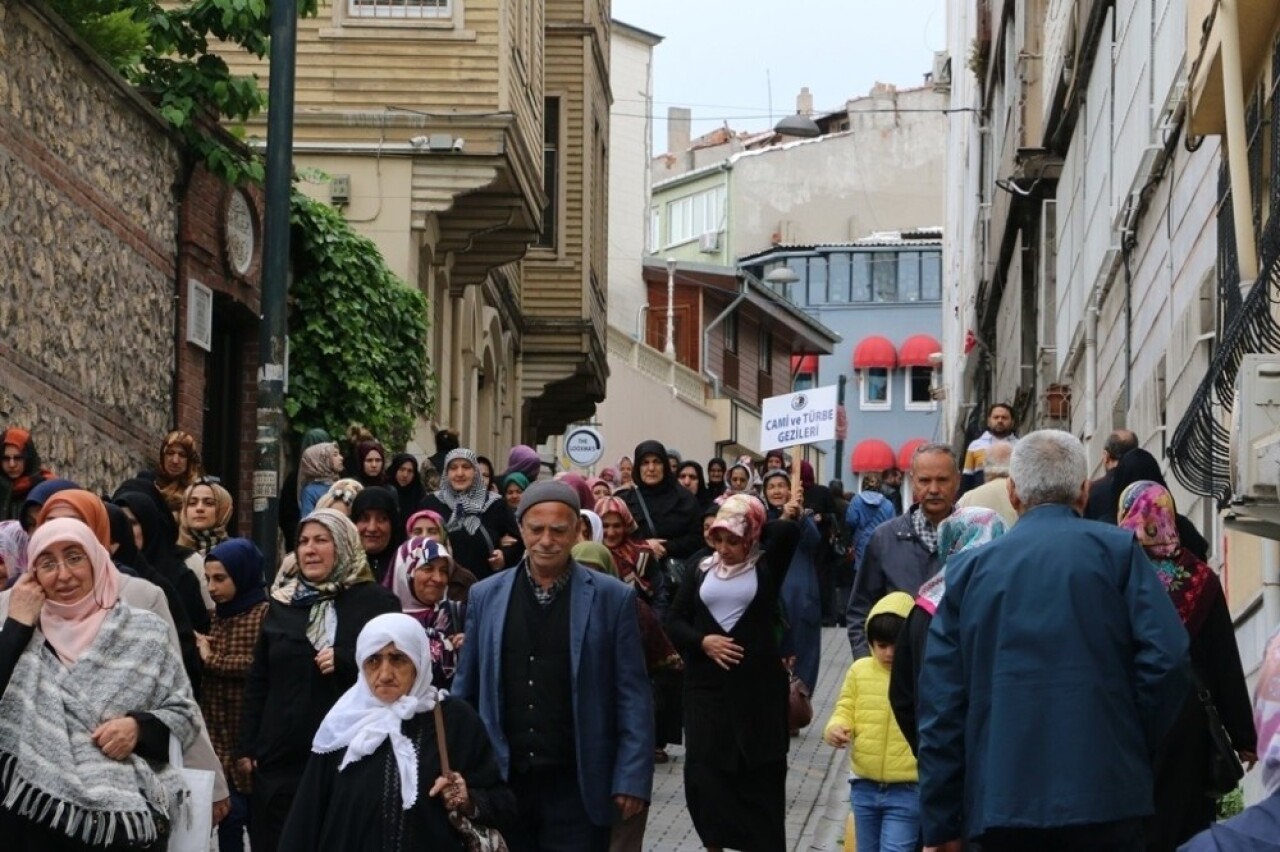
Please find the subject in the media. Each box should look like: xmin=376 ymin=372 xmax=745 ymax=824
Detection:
xmin=741 ymin=228 xmax=944 ymax=499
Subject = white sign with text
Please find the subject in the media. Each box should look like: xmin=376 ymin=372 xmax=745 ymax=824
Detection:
xmin=759 ymin=384 xmax=839 ymax=451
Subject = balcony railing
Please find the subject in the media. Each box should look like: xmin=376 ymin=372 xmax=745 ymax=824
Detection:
xmin=607 ymin=325 xmax=708 ymax=404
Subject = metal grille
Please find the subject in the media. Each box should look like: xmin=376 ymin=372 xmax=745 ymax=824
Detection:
xmin=1218 ymin=162 xmax=1243 ymax=324
xmin=347 ymin=0 xmax=449 ymax=18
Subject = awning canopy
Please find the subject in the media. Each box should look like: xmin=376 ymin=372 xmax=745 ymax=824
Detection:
xmin=851 ymin=439 xmax=895 ymax=474
xmin=790 ymin=353 xmax=819 ymax=375
xmin=852 ymin=336 xmax=897 ymax=369
xmin=898 ymin=438 xmax=929 ymax=470
xmin=898 ymin=334 xmax=942 ymax=367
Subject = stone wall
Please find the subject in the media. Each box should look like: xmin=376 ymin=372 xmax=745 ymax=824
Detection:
xmin=0 ymin=0 xmax=183 ymax=492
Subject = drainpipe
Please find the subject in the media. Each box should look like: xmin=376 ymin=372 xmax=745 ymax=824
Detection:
xmin=1084 ymin=289 xmax=1099 ymax=446
xmin=1263 ymin=543 xmax=1280 ymax=634
xmin=702 ymin=277 xmax=750 ymax=397
xmin=1220 ymin=0 xmax=1259 ymax=284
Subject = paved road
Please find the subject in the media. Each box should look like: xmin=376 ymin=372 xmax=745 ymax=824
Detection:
xmin=644 ymin=626 xmax=854 ymax=851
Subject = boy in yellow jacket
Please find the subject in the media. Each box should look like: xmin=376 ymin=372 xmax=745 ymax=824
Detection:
xmin=824 ymin=591 xmax=918 ymax=852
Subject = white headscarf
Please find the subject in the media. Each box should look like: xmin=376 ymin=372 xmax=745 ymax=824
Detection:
xmin=580 ymin=509 xmax=604 ymax=543
xmin=311 ymin=613 xmax=447 ymax=809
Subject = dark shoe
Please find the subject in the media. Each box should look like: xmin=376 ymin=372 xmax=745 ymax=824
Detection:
xmin=654 ymin=748 xmax=669 ymax=764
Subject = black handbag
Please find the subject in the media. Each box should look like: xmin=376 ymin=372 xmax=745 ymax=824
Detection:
xmin=1191 ymin=666 xmax=1245 ymax=798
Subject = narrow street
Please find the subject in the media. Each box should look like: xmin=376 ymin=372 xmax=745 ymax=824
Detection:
xmin=646 ymin=627 xmax=853 ymax=851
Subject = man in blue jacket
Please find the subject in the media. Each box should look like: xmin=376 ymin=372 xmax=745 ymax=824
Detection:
xmin=917 ymin=430 xmax=1190 ymax=852
xmin=452 ymin=480 xmax=654 ymax=851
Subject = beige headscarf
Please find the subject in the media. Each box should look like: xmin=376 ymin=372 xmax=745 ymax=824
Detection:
xmin=272 ymin=509 xmax=374 ymax=649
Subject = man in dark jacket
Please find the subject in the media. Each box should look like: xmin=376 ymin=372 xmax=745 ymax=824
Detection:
xmin=845 ymin=444 xmax=958 ymax=658
xmin=1084 ymin=429 xmax=1137 ymax=521
xmin=917 ymin=430 xmax=1190 ymax=852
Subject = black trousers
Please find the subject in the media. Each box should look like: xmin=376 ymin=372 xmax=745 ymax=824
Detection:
xmin=248 ymin=763 xmax=304 ymax=852
xmin=507 ymin=765 xmax=611 ymax=852
xmin=979 ymin=818 xmax=1145 ymax=852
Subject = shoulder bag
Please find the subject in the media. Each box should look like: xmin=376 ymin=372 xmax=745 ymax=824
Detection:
xmin=433 ymin=704 xmax=510 ymax=852
xmin=786 ymin=661 xmax=813 ymax=731
xmin=1191 ymin=666 xmax=1245 ymax=798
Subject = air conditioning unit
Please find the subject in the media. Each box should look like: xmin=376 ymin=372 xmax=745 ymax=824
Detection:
xmin=1232 ymin=354 xmax=1280 ymax=502
xmin=932 ymin=51 xmax=952 ymax=92
xmin=698 ymin=231 xmax=720 ymax=253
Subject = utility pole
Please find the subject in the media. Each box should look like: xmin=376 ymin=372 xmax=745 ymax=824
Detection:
xmin=253 ymin=0 xmax=299 ymax=573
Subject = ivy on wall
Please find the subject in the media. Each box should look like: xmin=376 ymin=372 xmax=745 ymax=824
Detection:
xmin=286 ymin=192 xmax=435 ymax=449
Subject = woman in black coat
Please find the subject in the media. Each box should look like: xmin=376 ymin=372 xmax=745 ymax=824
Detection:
xmin=238 ymin=509 xmax=399 ymax=852
xmin=665 ymin=495 xmax=800 ymax=852
xmin=417 ymin=449 xmax=522 ymax=581
xmin=623 ymin=440 xmax=703 ymax=614
xmin=1118 ymin=481 xmax=1256 ymax=851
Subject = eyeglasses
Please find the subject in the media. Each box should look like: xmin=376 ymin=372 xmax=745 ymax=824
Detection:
xmin=33 ymin=550 xmax=91 ymax=575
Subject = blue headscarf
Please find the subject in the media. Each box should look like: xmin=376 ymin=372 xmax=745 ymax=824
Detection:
xmin=207 ymin=537 xmax=267 ymax=618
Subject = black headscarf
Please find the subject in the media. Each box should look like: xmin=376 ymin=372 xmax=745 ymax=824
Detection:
xmin=1109 ymin=448 xmax=1210 ymax=560
xmin=113 ymin=485 xmax=211 ymax=633
xmin=677 ymin=460 xmax=711 ymax=510
xmin=388 ymin=453 xmax=426 ymax=519
xmin=350 ymin=486 xmax=405 ymax=584
xmin=207 ymin=538 xmax=268 ymax=619
xmin=622 ymin=439 xmax=702 ymax=559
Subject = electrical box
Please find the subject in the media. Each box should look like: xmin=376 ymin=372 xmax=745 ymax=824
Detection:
xmin=1232 ymin=354 xmax=1280 ymax=501
xmin=330 ymin=174 xmax=351 ymax=206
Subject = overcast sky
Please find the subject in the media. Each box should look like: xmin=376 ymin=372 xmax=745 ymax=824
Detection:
xmin=610 ymin=0 xmax=947 ymax=151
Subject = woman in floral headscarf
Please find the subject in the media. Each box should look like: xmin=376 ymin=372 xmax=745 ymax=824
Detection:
xmin=0 ymin=521 xmax=28 ymax=589
xmin=1117 ymin=481 xmax=1255 ymax=850
xmin=889 ymin=507 xmax=1008 ymax=753
xmin=151 ymin=430 xmax=204 ymax=514
xmin=595 ymin=496 xmax=659 ymax=604
xmin=237 ymin=509 xmax=399 ymax=852
xmin=417 ymin=449 xmax=522 ymax=581
xmin=665 ymin=493 xmax=801 ymax=852
xmin=386 ymin=536 xmax=465 ymax=689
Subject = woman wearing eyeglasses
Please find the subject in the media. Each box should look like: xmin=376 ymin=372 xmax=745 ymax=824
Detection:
xmin=0 ymin=517 xmax=201 ymax=851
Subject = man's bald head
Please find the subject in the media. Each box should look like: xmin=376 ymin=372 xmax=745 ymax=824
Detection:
xmin=983 ymin=441 xmax=1013 ymax=479
xmin=1103 ymin=430 xmax=1138 ymax=470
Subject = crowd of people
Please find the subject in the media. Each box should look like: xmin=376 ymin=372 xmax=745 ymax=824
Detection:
xmin=1 ymin=415 xmax=1278 ymax=852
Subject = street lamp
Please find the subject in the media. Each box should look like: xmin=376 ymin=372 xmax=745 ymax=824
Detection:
xmin=665 ymin=257 xmax=677 ymax=357
xmin=774 ymin=113 xmax=821 ymax=139
xmin=764 ymin=265 xmax=800 ymax=301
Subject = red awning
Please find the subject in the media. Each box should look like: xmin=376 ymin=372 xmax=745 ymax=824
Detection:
xmin=852 ymin=336 xmax=897 ymax=369
xmin=898 ymin=334 xmax=942 ymax=367
xmin=898 ymin=438 xmax=929 ymax=470
xmin=790 ymin=353 xmax=819 ymax=374
xmin=851 ymin=439 xmax=895 ymax=474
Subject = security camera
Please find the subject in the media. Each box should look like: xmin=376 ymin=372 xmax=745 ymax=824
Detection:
xmin=410 ymin=135 xmax=430 ymax=149
xmin=451 ymin=137 xmax=465 ymax=153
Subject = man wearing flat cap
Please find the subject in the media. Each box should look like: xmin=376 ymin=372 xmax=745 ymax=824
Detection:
xmin=452 ymin=480 xmax=654 ymax=851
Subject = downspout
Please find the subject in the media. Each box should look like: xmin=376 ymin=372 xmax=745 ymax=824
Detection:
xmin=1084 ymin=288 xmax=1099 ymax=444
xmin=702 ymin=276 xmax=749 ymax=397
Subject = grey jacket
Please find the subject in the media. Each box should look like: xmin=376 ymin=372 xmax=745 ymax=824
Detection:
xmin=845 ymin=511 xmax=939 ymax=658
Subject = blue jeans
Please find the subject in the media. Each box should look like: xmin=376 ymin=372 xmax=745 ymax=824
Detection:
xmin=850 ymin=779 xmax=920 ymax=852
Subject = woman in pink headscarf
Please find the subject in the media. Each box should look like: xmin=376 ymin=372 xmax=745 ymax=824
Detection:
xmin=664 ymin=494 xmax=802 ymax=852
xmin=0 ymin=518 xmax=199 ymax=850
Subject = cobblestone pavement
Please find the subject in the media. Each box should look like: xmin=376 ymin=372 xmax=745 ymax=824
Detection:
xmin=644 ymin=626 xmax=854 ymax=851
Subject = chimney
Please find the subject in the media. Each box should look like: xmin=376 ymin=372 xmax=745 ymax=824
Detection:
xmin=796 ymin=87 xmax=814 ymax=117
xmin=668 ymin=107 xmax=692 ymax=154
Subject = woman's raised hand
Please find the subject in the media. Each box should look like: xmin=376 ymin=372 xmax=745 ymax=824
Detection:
xmin=428 ymin=770 xmax=475 ymax=816
xmin=8 ymin=573 xmax=45 ymax=627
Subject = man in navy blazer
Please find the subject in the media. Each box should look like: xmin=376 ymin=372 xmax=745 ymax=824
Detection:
xmin=452 ymin=480 xmax=654 ymax=852
xmin=917 ymin=430 xmax=1190 ymax=852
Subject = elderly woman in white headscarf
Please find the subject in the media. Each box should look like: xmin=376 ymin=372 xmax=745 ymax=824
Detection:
xmin=279 ymin=613 xmax=515 ymax=850
xmin=0 ymin=518 xmax=200 ymax=851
